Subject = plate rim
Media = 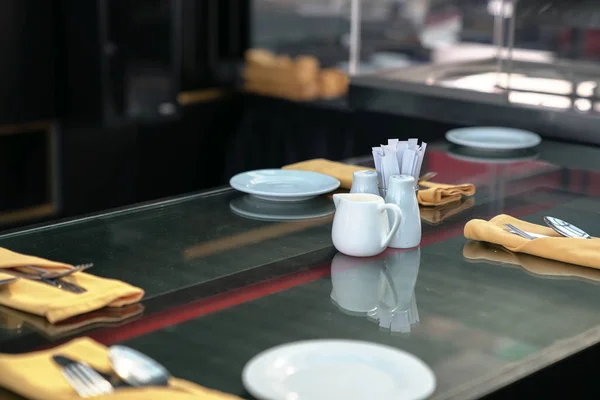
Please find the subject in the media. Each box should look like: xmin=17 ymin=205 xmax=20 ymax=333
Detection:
xmin=445 ymin=127 xmax=542 ymax=150
xmin=229 ymin=169 xmax=341 ymax=198
xmin=242 ymin=339 xmax=436 ymax=400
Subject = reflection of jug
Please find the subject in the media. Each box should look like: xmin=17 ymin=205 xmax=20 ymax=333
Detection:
xmin=374 ymin=248 xmax=421 ymax=333
xmin=330 ymin=253 xmax=385 ymax=314
xmin=332 ymin=193 xmax=402 ymax=257
xmin=330 ymin=248 xmax=421 ymax=334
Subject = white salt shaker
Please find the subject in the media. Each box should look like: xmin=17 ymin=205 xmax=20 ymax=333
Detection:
xmin=350 ymin=170 xmax=380 ymax=196
xmin=385 ymin=175 xmax=421 ymax=248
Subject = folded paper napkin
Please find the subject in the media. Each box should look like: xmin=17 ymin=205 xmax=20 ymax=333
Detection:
xmin=463 ymin=241 xmax=600 ymax=282
xmin=283 ymin=159 xmax=374 ymax=190
xmin=464 ymin=214 xmax=600 ymax=269
xmin=0 ymin=337 xmax=240 ymax=400
xmin=418 ymin=181 xmax=476 ymax=207
xmin=0 ymin=248 xmax=144 ymax=323
xmin=420 ymin=197 xmax=475 ymax=224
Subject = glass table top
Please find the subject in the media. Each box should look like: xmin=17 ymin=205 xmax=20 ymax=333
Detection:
xmin=1 ymin=139 xmax=600 ymax=399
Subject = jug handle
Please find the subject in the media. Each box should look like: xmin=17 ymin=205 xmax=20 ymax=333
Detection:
xmin=378 ymin=203 xmax=402 ymax=248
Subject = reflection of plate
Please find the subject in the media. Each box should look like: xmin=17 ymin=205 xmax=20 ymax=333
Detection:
xmin=229 ymin=170 xmax=340 ymax=201
xmin=446 ymin=127 xmax=541 ymax=150
xmin=243 ymin=340 xmax=436 ymax=400
xmin=447 ymin=144 xmax=539 ymax=164
xmin=230 ymin=195 xmax=335 ymax=221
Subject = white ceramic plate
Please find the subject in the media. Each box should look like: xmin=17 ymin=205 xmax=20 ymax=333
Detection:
xmin=229 ymin=195 xmax=335 ymax=221
xmin=446 ymin=127 xmax=541 ymax=150
xmin=230 ymin=170 xmax=340 ymax=202
xmin=242 ymin=340 xmax=436 ymax=400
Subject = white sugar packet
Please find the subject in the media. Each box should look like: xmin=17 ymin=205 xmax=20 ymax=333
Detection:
xmin=414 ymin=142 xmax=427 ymax=184
xmin=372 ymin=147 xmax=383 ymax=187
xmin=382 ymin=145 xmax=400 ymax=189
xmin=401 ymin=148 xmax=416 ymax=178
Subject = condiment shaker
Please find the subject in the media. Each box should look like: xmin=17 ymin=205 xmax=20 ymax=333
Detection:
xmin=350 ymin=170 xmax=380 ymax=196
xmin=385 ymin=175 xmax=421 ymax=248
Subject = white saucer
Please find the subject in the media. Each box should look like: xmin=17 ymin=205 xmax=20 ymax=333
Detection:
xmin=230 ymin=195 xmax=335 ymax=221
xmin=446 ymin=127 xmax=541 ymax=150
xmin=242 ymin=340 xmax=436 ymax=400
xmin=230 ymin=170 xmax=340 ymax=202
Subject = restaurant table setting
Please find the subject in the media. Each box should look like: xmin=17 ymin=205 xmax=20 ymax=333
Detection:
xmin=282 ymin=158 xmax=476 ymax=207
xmin=0 ymin=337 xmax=240 ymax=399
xmin=464 ymin=214 xmax=600 ymax=269
xmin=0 ymin=248 xmax=143 ymax=324
xmin=223 ymin=138 xmax=485 ymax=399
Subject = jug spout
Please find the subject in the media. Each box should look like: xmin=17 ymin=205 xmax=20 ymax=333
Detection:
xmin=333 ymin=193 xmax=350 ymax=209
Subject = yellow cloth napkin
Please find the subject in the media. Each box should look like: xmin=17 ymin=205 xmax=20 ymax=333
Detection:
xmin=418 ymin=181 xmax=476 ymax=207
xmin=463 ymin=241 xmax=600 ymax=282
xmin=0 ymin=248 xmax=144 ymax=323
xmin=282 ymin=159 xmax=374 ymax=190
xmin=464 ymin=214 xmax=600 ymax=269
xmin=420 ymin=197 xmax=475 ymax=225
xmin=0 ymin=337 xmax=241 ymax=400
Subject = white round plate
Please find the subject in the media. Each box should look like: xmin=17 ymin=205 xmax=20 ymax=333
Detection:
xmin=230 ymin=170 xmax=340 ymax=202
xmin=230 ymin=195 xmax=335 ymax=221
xmin=242 ymin=340 xmax=436 ymax=400
xmin=445 ymin=127 xmax=541 ymax=150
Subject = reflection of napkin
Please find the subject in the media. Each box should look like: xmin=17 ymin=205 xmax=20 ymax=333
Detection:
xmin=0 ymin=337 xmax=240 ymax=400
xmin=464 ymin=215 xmax=600 ymax=269
xmin=0 ymin=248 xmax=144 ymax=323
xmin=0 ymin=303 xmax=144 ymax=339
xmin=418 ymin=181 xmax=476 ymax=207
xmin=282 ymin=159 xmax=374 ymax=190
xmin=420 ymin=198 xmax=475 ymax=224
xmin=463 ymin=241 xmax=600 ymax=282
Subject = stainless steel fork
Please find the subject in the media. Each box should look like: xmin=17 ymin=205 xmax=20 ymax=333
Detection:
xmin=61 ymin=361 xmax=114 ymax=398
xmin=505 ymin=223 xmax=536 ymax=240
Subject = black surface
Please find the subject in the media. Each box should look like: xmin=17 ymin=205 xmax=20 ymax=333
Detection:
xmin=0 ymin=0 xmax=56 ymax=124
xmin=0 ymin=131 xmax=49 ymax=212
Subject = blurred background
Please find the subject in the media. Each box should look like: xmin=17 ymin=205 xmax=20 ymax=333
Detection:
xmin=2 ymin=0 xmax=599 ymax=230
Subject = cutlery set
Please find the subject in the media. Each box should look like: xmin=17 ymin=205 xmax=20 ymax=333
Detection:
xmin=54 ymin=346 xmax=170 ymax=397
xmin=505 ymin=216 xmax=592 ymax=240
xmin=0 ymin=263 xmax=93 ymax=293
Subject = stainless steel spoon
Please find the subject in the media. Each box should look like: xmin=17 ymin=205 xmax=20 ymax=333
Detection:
xmin=109 ymin=346 xmax=170 ymax=387
xmin=544 ymin=216 xmax=592 ymax=239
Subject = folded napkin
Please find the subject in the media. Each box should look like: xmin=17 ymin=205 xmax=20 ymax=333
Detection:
xmin=464 ymin=214 xmax=600 ymax=269
xmin=282 ymin=159 xmax=374 ymax=190
xmin=463 ymin=241 xmax=600 ymax=282
xmin=0 ymin=248 xmax=144 ymax=323
xmin=0 ymin=337 xmax=240 ymax=400
xmin=420 ymin=197 xmax=475 ymax=224
xmin=418 ymin=181 xmax=476 ymax=207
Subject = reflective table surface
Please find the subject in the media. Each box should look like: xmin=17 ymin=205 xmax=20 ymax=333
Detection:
xmin=1 ymin=139 xmax=600 ymax=399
